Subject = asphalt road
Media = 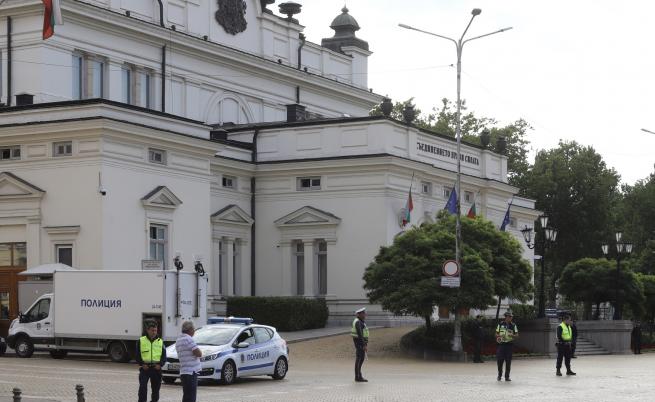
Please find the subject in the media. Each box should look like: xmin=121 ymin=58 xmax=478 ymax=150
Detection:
xmin=0 ymin=328 xmax=653 ymax=401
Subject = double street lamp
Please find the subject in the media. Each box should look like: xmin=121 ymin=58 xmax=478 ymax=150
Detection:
xmin=521 ymin=215 xmax=558 ymax=319
xmin=602 ymin=232 xmax=633 ymax=320
xmin=399 ymin=10 xmax=512 ymax=352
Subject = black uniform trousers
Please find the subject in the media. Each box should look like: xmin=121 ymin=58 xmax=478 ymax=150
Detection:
xmin=496 ymin=343 xmax=513 ymax=378
xmin=138 ymin=367 xmax=162 ymax=402
xmin=354 ymin=339 xmax=366 ymax=379
xmin=556 ymin=342 xmax=572 ymax=371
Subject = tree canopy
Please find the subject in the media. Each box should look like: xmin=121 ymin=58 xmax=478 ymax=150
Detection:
xmin=363 ymin=212 xmax=531 ymax=328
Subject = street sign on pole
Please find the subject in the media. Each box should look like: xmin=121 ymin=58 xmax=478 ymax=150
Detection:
xmin=441 ymin=260 xmax=461 ymax=287
xmin=441 ymin=276 xmax=461 ymax=287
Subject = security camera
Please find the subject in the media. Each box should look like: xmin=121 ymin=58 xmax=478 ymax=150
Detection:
xmin=98 ymin=186 xmax=107 ymax=196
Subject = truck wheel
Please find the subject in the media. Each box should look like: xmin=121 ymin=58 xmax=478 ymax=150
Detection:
xmin=272 ymin=357 xmax=288 ymax=380
xmin=50 ymin=350 xmax=68 ymax=359
xmin=108 ymin=341 xmax=129 ymax=363
xmin=15 ymin=337 xmax=34 ymax=358
xmin=162 ymin=377 xmax=176 ymax=384
xmin=220 ymin=360 xmax=237 ymax=385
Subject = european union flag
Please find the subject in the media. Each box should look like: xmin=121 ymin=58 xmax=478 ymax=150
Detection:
xmin=444 ymin=188 xmax=457 ymax=215
xmin=500 ymin=203 xmax=512 ymax=231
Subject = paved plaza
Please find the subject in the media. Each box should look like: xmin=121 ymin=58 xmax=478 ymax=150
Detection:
xmin=0 ymin=328 xmax=653 ymax=401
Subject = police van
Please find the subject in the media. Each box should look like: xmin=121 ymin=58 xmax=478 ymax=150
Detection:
xmin=162 ymin=317 xmax=289 ymax=385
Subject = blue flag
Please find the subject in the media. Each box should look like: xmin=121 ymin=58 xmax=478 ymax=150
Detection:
xmin=444 ymin=188 xmax=457 ymax=215
xmin=500 ymin=202 xmax=512 ymax=231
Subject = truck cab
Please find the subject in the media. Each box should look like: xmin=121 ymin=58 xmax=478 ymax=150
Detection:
xmin=7 ymin=294 xmax=54 ymax=358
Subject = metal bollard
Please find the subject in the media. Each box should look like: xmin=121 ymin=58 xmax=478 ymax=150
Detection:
xmin=75 ymin=384 xmax=85 ymax=402
xmin=12 ymin=387 xmax=21 ymax=402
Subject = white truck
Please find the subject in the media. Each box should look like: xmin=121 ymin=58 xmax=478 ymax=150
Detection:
xmin=7 ymin=269 xmax=207 ymax=362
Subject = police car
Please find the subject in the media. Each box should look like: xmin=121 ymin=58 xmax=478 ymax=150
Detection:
xmin=0 ymin=336 xmax=6 ymax=357
xmin=162 ymin=317 xmax=289 ymax=385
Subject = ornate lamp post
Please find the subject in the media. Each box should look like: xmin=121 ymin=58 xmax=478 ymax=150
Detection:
xmin=601 ymin=231 xmax=633 ymax=320
xmin=399 ymin=9 xmax=512 ymax=353
xmin=521 ymin=214 xmax=557 ymax=319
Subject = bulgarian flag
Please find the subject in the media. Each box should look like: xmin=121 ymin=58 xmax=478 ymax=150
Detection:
xmin=466 ymin=202 xmax=477 ymax=218
xmin=42 ymin=0 xmax=63 ymax=40
xmin=401 ymin=188 xmax=414 ymax=227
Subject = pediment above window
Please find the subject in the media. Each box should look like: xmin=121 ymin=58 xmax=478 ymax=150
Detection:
xmin=141 ymin=186 xmax=183 ymax=210
xmin=211 ymin=204 xmax=254 ymax=226
xmin=0 ymin=172 xmax=45 ymax=200
xmin=275 ymin=206 xmax=341 ymax=228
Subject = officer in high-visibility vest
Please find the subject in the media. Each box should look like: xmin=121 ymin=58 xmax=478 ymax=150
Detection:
xmin=556 ymin=314 xmax=576 ymax=376
xmin=137 ymin=319 xmax=167 ymax=402
xmin=351 ymin=307 xmax=369 ymax=382
xmin=495 ymin=311 xmax=518 ymax=381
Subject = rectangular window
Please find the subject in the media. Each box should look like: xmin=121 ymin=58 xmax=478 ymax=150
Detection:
xmin=222 ymin=176 xmax=236 ymax=189
xmin=0 ymin=244 xmax=11 ymax=266
xmin=91 ymin=60 xmax=104 ymax=98
xmin=443 ymin=187 xmax=452 ymax=199
xmin=53 ymin=141 xmax=73 ymax=157
xmin=464 ymin=191 xmax=474 ymax=203
xmin=0 ymin=243 xmax=26 ymax=267
xmin=149 ymin=224 xmax=168 ymax=269
xmin=55 ymin=244 xmax=73 ymax=267
xmin=148 ymin=148 xmax=166 ymax=164
xmin=509 ymin=217 xmax=517 ymax=228
xmin=294 ymin=241 xmax=304 ymax=295
xmin=121 ymin=67 xmax=132 ymax=104
xmin=72 ymin=54 xmax=83 ymax=100
xmin=297 ymin=177 xmax=321 ymax=191
xmin=0 ymin=291 xmax=10 ymax=320
xmin=317 ymin=240 xmax=327 ymax=295
xmin=421 ymin=181 xmax=432 ymax=195
xmin=0 ymin=146 xmax=20 ymax=161
xmin=139 ymin=71 xmax=151 ymax=108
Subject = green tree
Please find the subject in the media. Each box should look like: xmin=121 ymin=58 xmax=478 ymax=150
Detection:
xmin=363 ymin=212 xmax=531 ymax=328
xmin=617 ymin=171 xmax=655 ymax=257
xmin=636 ymin=273 xmax=655 ymax=325
xmin=559 ymin=258 xmax=613 ymax=319
xmin=370 ymin=98 xmax=532 ymax=190
xmin=523 ymin=141 xmax=621 ymax=302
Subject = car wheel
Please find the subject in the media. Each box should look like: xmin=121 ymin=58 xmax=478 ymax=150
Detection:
xmin=15 ymin=336 xmax=34 ymax=358
xmin=162 ymin=377 xmax=176 ymax=384
xmin=107 ymin=341 xmax=129 ymax=363
xmin=272 ymin=357 xmax=288 ymax=380
xmin=49 ymin=350 xmax=68 ymax=359
xmin=220 ymin=360 xmax=237 ymax=385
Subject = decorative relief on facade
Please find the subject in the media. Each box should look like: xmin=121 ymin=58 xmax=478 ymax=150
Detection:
xmin=215 ymin=0 xmax=248 ymax=35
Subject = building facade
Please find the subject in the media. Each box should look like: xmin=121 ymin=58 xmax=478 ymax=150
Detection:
xmin=0 ymin=0 xmax=538 ymax=332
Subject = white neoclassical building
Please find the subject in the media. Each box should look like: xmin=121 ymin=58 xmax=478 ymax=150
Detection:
xmin=0 ymin=0 xmax=538 ymax=331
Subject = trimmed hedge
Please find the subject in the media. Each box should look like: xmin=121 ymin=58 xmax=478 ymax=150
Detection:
xmin=226 ymin=297 xmax=329 ymax=331
xmin=509 ymin=303 xmax=536 ymax=320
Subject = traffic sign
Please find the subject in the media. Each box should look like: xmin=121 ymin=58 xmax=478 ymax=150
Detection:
xmin=442 ymin=260 xmax=460 ymax=277
xmin=441 ymin=276 xmax=461 ymax=287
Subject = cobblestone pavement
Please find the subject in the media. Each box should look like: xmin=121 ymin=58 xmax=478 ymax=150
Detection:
xmin=1 ymin=328 xmax=654 ymax=401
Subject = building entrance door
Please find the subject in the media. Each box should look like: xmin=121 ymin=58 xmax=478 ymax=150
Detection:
xmin=0 ymin=243 xmax=27 ymax=337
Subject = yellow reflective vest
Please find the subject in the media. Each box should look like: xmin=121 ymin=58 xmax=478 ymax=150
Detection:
xmin=139 ymin=336 xmax=163 ymax=364
xmin=559 ymin=323 xmax=573 ymax=342
xmin=351 ymin=318 xmax=369 ymax=340
xmin=496 ymin=322 xmax=518 ymax=343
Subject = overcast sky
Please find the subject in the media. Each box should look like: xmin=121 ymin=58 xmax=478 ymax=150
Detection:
xmin=291 ymin=0 xmax=655 ymax=185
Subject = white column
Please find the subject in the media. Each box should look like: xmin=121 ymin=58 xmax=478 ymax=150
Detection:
xmin=26 ymin=216 xmax=41 ymax=268
xmin=303 ymin=240 xmax=314 ymax=297
xmin=239 ymin=240 xmax=250 ymax=296
xmin=210 ymin=239 xmax=221 ymax=298
xmin=280 ymin=241 xmax=293 ymax=296
xmin=325 ymin=240 xmax=337 ymax=298
xmin=225 ymin=237 xmax=235 ymax=297
xmin=106 ymin=61 xmax=123 ymax=102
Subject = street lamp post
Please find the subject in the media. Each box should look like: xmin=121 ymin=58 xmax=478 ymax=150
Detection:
xmin=400 ymin=9 xmax=512 ymax=353
xmin=602 ymin=232 xmax=633 ymax=320
xmin=521 ymin=215 xmax=557 ymax=318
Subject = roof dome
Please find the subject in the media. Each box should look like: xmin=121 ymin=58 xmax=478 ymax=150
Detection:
xmin=330 ymin=6 xmax=360 ymax=32
xmin=321 ymin=6 xmax=368 ymax=52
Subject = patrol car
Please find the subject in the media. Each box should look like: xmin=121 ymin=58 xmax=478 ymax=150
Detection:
xmin=162 ymin=318 xmax=289 ymax=385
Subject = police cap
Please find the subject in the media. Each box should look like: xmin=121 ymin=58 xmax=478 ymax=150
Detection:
xmin=355 ymin=307 xmax=366 ymax=315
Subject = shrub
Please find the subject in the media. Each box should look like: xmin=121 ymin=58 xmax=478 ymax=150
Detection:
xmin=226 ymin=297 xmax=329 ymax=331
xmin=509 ymin=303 xmax=536 ymax=320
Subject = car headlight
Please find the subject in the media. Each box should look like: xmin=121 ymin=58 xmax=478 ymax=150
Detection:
xmin=200 ymin=353 xmax=220 ymax=362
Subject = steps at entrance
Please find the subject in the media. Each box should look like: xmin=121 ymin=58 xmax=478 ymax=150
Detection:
xmin=574 ymin=337 xmax=610 ymax=356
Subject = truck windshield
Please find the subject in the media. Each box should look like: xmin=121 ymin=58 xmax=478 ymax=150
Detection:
xmin=193 ymin=327 xmax=239 ymax=346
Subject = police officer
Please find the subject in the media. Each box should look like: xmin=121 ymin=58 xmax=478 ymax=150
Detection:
xmin=556 ymin=314 xmax=576 ymax=376
xmin=351 ymin=307 xmax=369 ymax=382
xmin=137 ymin=319 xmax=166 ymax=402
xmin=495 ymin=311 xmax=518 ymax=381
